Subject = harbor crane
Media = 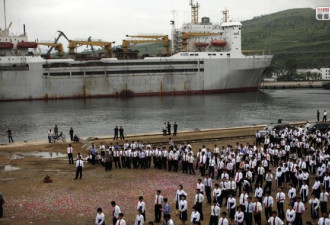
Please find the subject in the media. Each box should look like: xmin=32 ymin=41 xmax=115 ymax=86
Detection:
xmin=181 ymin=32 xmax=219 ymax=51
xmin=68 ymin=39 xmax=115 ymax=57
xmin=189 ymin=0 xmax=199 ymax=24
xmin=38 ymin=31 xmax=69 ymax=57
xmin=123 ymin=35 xmax=169 ymax=55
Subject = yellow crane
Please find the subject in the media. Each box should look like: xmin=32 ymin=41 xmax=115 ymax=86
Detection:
xmin=124 ymin=35 xmax=169 ymax=55
xmin=68 ymin=40 xmax=115 ymax=57
xmin=38 ymin=42 xmax=64 ymax=56
xmin=181 ymin=32 xmax=219 ymax=51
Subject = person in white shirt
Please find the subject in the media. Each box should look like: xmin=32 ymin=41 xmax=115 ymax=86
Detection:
xmin=74 ymin=156 xmax=84 ymax=179
xmin=178 ymin=195 xmax=188 ymax=225
xmin=197 ymin=179 xmax=205 ymax=195
xmin=111 ymin=201 xmax=121 ymax=225
xmin=287 ymin=184 xmax=297 ymax=205
xmin=190 ymin=206 xmax=201 ymax=225
xmin=254 ymin=184 xmax=263 ymax=203
xmin=218 ymin=212 xmax=229 ymax=225
xmin=213 ymin=184 xmax=221 ymax=206
xmin=194 ymin=189 xmax=204 ymax=221
xmin=67 ymin=144 xmax=74 ymax=164
xmin=318 ymin=212 xmax=330 ymax=225
xmin=135 ymin=209 xmax=144 ymax=225
xmin=234 ymin=206 xmax=244 ymax=225
xmin=267 ymin=211 xmax=284 ymax=225
xmin=276 ymin=187 xmax=285 ymax=220
xmin=115 ymin=213 xmax=126 ymax=225
xmin=293 ymin=196 xmax=305 ymax=225
xmin=227 ymin=193 xmax=236 ymax=223
xmin=320 ymin=187 xmax=329 ymax=214
xmin=309 ymin=194 xmax=320 ymax=222
xmin=176 ymin=185 xmax=187 ymax=211
xmin=253 ymin=197 xmax=262 ymax=225
xmin=154 ymin=190 xmax=163 ymax=223
xmin=204 ymin=174 xmax=212 ymax=204
xmin=263 ymin=192 xmax=273 ymax=221
xmin=95 ymin=207 xmax=105 ymax=225
xmin=286 ymin=204 xmax=296 ymax=225
xmin=137 ymin=196 xmax=146 ymax=220
xmin=209 ymin=200 xmax=220 ymax=225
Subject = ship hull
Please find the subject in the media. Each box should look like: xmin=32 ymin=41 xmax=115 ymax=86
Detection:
xmin=0 ymin=55 xmax=272 ymax=101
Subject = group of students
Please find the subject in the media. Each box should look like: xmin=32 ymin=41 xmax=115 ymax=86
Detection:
xmin=76 ymin=121 xmax=330 ymax=224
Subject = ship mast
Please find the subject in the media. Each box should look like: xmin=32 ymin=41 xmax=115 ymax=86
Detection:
xmin=189 ymin=0 xmax=199 ymax=24
xmin=222 ymin=9 xmax=229 ymax=23
xmin=3 ymin=0 xmax=7 ymax=28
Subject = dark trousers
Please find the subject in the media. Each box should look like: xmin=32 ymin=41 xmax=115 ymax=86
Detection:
xmin=321 ymin=201 xmax=327 ymax=214
xmin=236 ymin=181 xmax=242 ymax=196
xmin=75 ymin=166 xmax=82 ymax=179
xmin=174 ymin=128 xmax=177 ymax=136
xmin=114 ymin=157 xmax=121 ymax=168
xmin=113 ymin=218 xmax=118 ymax=225
xmin=277 ymin=202 xmax=284 ymax=220
xmin=245 ymin=213 xmax=253 ymax=225
xmin=0 ymin=206 xmax=3 ymax=218
xmin=68 ymin=153 xmax=74 ymax=164
xmin=264 ymin=181 xmax=272 ymax=194
xmin=147 ymin=156 xmax=152 ymax=168
xmin=205 ymin=186 xmax=211 ymax=204
xmin=182 ymin=161 xmax=188 ymax=173
xmin=209 ymin=166 xmax=214 ymax=179
xmin=70 ymin=133 xmax=73 ymax=141
xmin=173 ymin=160 xmax=178 ymax=172
xmin=8 ymin=135 xmax=14 ymax=143
xmin=114 ymin=134 xmax=118 ymax=140
xmin=105 ymin=161 xmax=111 ymax=171
xmin=209 ymin=215 xmax=218 ymax=225
xmin=255 ymin=174 xmax=263 ymax=188
xmin=195 ymin=202 xmax=203 ymax=220
xmin=48 ymin=136 xmax=51 ymax=143
xmin=265 ymin=207 xmax=272 ymax=221
xmin=295 ymin=213 xmax=303 ymax=225
xmin=200 ymin=164 xmax=205 ymax=176
xmin=253 ymin=212 xmax=261 ymax=225
xmin=155 ymin=204 xmax=162 ymax=222
xmin=120 ymin=133 xmax=124 ymax=140
xmin=188 ymin=163 xmax=195 ymax=174
xmin=92 ymin=154 xmax=96 ymax=165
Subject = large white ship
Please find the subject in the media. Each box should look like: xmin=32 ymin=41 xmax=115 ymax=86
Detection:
xmin=0 ymin=2 xmax=272 ymax=101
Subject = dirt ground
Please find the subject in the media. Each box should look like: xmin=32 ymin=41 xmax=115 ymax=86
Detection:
xmin=0 ymin=126 xmax=325 ymax=225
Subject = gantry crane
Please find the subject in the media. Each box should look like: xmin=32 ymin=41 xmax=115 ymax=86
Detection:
xmin=68 ymin=39 xmax=115 ymax=57
xmin=124 ymin=35 xmax=169 ymax=55
xmin=181 ymin=32 xmax=219 ymax=51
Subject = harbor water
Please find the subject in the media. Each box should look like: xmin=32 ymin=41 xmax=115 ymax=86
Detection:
xmin=0 ymin=89 xmax=329 ymax=143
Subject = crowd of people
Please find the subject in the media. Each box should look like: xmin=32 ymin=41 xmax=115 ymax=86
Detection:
xmin=62 ymin=121 xmax=330 ymax=225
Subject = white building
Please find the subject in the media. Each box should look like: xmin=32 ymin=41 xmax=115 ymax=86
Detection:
xmin=321 ymin=68 xmax=330 ymax=80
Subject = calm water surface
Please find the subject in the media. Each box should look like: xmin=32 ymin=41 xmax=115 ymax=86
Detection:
xmin=0 ymin=89 xmax=329 ymax=142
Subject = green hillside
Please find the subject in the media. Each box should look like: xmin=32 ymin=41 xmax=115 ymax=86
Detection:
xmin=132 ymin=8 xmax=330 ymax=70
xmin=241 ymin=8 xmax=330 ymax=69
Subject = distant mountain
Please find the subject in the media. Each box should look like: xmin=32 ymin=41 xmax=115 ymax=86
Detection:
xmin=241 ymin=8 xmax=330 ymax=69
xmin=129 ymin=8 xmax=330 ymax=69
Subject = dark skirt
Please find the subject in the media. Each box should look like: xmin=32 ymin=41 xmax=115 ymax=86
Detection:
xmin=229 ymin=203 xmax=235 ymax=219
xmin=98 ymin=219 xmax=105 ymax=225
xmin=180 ymin=210 xmax=188 ymax=221
xmin=311 ymin=203 xmax=319 ymax=219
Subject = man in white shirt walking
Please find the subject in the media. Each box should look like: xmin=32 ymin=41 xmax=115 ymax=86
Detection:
xmin=67 ymin=144 xmax=74 ymax=164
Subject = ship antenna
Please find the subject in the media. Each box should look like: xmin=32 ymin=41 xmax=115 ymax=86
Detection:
xmin=3 ymin=0 xmax=7 ymax=28
xmin=222 ymin=9 xmax=229 ymax=23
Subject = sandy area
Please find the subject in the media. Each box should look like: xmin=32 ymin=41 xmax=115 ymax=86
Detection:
xmin=0 ymin=125 xmax=324 ymax=225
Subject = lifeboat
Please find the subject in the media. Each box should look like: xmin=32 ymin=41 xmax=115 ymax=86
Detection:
xmin=17 ymin=41 xmax=38 ymax=49
xmin=211 ymin=40 xmax=226 ymax=46
xmin=194 ymin=42 xmax=209 ymax=48
xmin=0 ymin=42 xmax=14 ymax=49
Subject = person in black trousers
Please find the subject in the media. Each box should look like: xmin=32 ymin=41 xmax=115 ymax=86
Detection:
xmin=119 ymin=126 xmax=125 ymax=140
xmin=67 ymin=144 xmax=74 ymax=164
xmin=173 ymin=122 xmax=178 ymax=136
xmin=74 ymin=156 xmax=84 ymax=179
xmin=317 ymin=110 xmax=320 ymax=121
xmin=69 ymin=127 xmax=74 ymax=141
xmin=114 ymin=126 xmax=119 ymax=140
xmin=167 ymin=122 xmax=171 ymax=135
xmin=154 ymin=190 xmax=163 ymax=223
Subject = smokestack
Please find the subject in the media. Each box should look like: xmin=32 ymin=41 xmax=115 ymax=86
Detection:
xmin=23 ymin=24 xmax=26 ymax=35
